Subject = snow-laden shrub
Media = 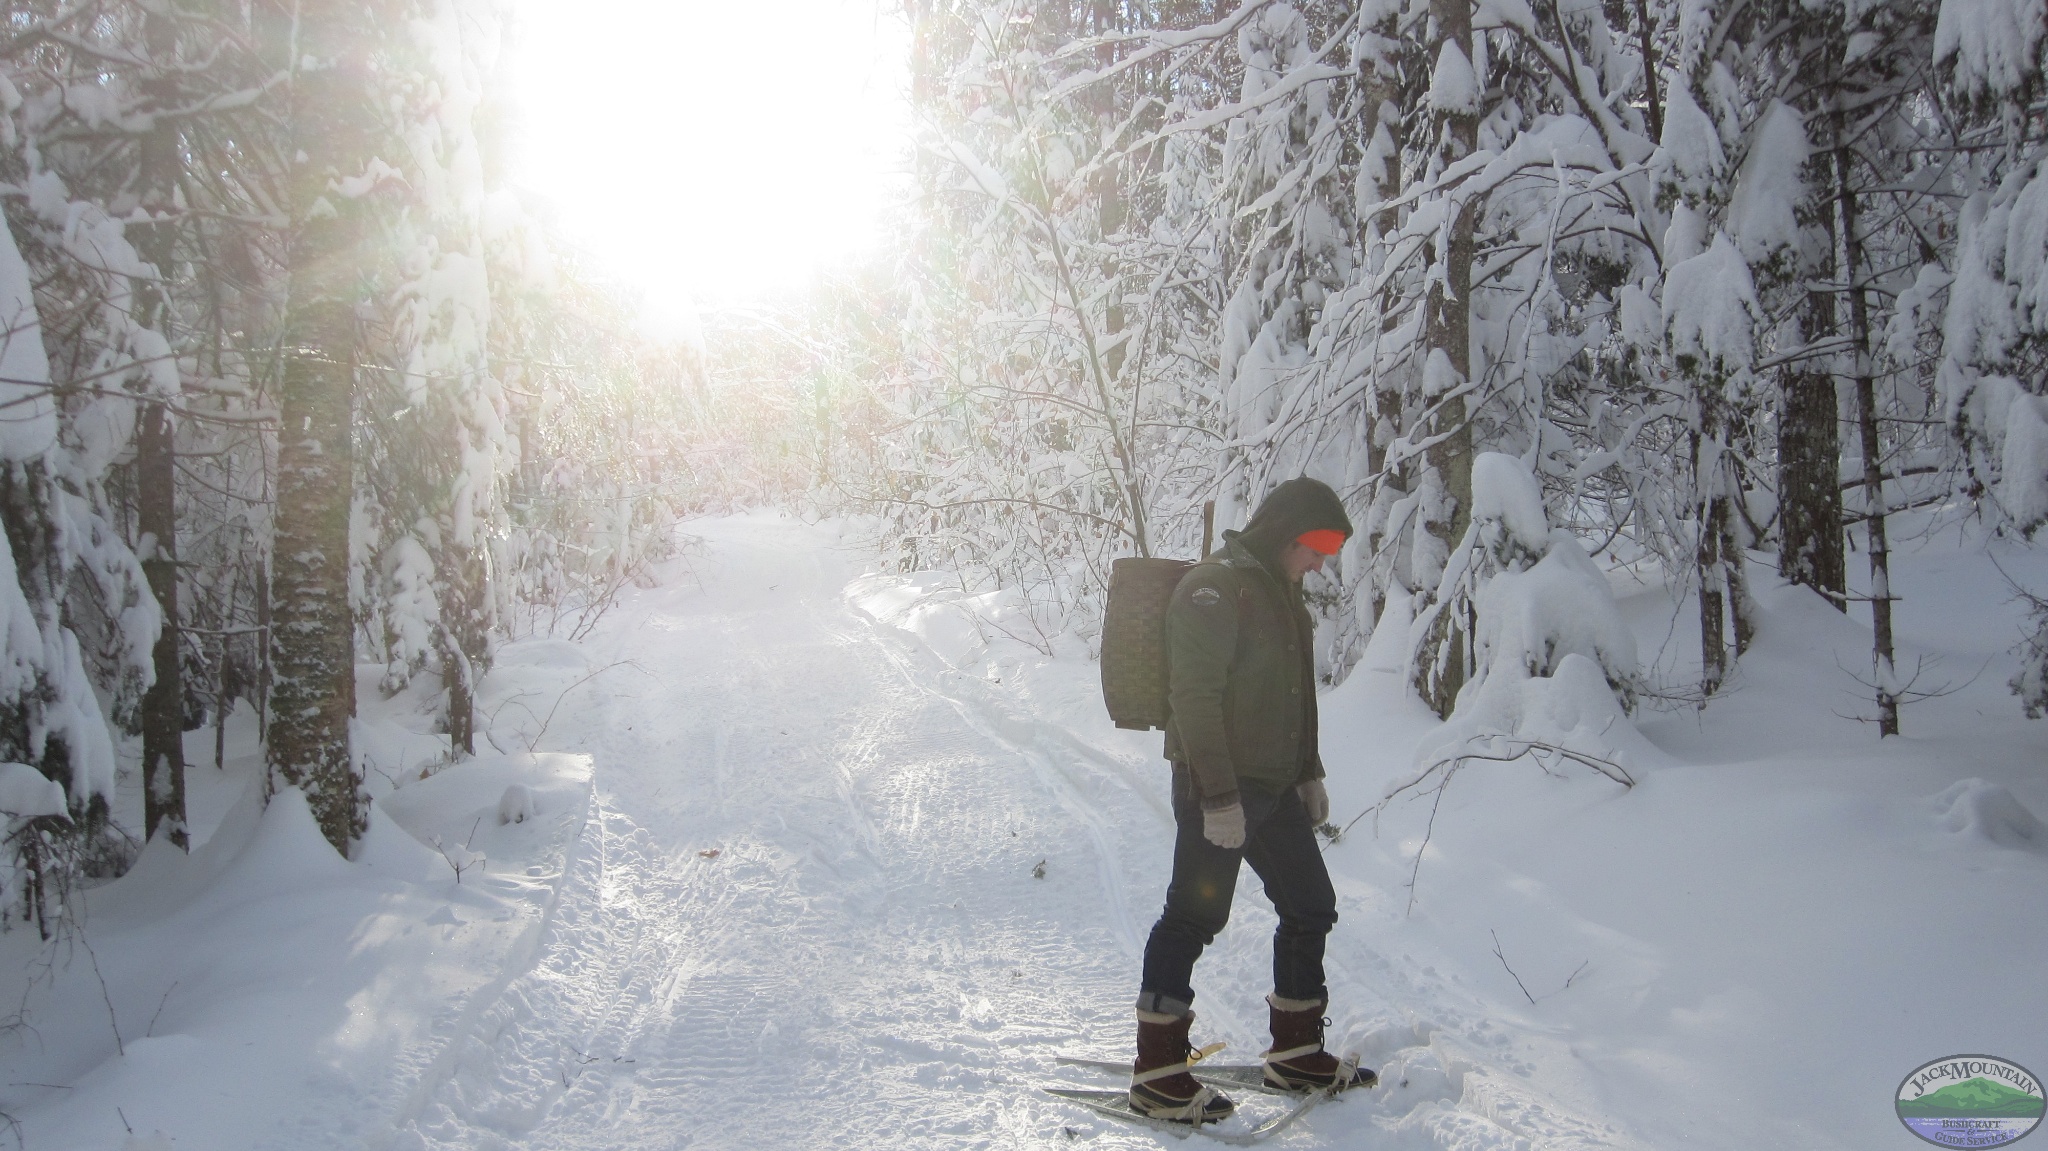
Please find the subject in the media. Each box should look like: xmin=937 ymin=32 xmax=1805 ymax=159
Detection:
xmin=1467 ymin=539 xmax=1640 ymax=712
xmin=0 ymin=148 xmax=166 ymax=930
xmin=2012 ymin=588 xmax=2048 ymax=717
xmin=1940 ymin=157 xmax=2048 ymax=535
xmin=1662 ymin=233 xmax=1760 ymax=380
xmin=1409 ymin=453 xmax=1638 ymax=724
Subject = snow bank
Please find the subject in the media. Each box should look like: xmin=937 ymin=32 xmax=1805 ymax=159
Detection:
xmin=1930 ymin=777 xmax=2045 ymax=850
xmin=0 ymin=748 xmax=594 ymax=1150
xmin=849 ymin=571 xmax=1077 ymax=665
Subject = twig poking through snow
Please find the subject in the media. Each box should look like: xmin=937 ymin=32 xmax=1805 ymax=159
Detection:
xmin=1831 ymin=651 xmax=1986 ymax=725
xmin=433 ymin=818 xmax=486 ymax=883
xmin=1332 ymin=737 xmax=1634 ymax=914
xmin=525 ymin=660 xmax=653 ymax=752
xmin=80 ymin=933 xmax=122 ymax=1057
xmin=146 ymin=981 xmax=177 ymax=1038
xmin=1492 ymin=929 xmax=1591 ymax=1005
xmin=1407 ymin=780 xmax=1451 ymax=917
xmin=1492 ymin=930 xmax=1538 ymax=1005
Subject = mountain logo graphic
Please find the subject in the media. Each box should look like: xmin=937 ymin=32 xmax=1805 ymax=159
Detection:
xmin=1897 ymin=1055 xmax=2044 ymax=1148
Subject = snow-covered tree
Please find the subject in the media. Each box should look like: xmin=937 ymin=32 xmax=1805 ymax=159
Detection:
xmin=354 ymin=0 xmax=517 ymax=757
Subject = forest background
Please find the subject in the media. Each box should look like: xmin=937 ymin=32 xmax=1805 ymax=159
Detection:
xmin=2 ymin=0 xmax=2048 ymax=931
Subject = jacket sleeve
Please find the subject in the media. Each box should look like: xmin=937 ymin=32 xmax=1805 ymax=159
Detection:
xmin=1166 ymin=568 xmax=1239 ymax=799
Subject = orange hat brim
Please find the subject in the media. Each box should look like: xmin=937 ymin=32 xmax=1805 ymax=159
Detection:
xmin=1297 ymin=529 xmax=1347 ymax=556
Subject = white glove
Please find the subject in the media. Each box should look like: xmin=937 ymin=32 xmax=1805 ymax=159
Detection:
xmin=1202 ymin=800 xmax=1246 ymax=849
xmin=1297 ymin=779 xmax=1329 ymax=825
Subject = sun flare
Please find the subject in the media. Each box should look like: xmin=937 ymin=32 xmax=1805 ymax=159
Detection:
xmin=505 ymin=0 xmax=912 ymax=322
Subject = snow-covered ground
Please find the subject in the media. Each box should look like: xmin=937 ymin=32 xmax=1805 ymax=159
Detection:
xmin=1 ymin=511 xmax=2043 ymax=1149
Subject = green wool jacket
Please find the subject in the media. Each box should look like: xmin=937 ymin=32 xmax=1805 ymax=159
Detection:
xmin=1162 ymin=533 xmax=1325 ymax=800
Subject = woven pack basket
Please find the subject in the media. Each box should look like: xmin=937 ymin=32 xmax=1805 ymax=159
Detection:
xmin=1100 ymin=557 xmax=1195 ymax=731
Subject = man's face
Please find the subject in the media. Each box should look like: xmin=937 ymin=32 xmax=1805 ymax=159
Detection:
xmin=1279 ymin=540 xmax=1328 ymax=581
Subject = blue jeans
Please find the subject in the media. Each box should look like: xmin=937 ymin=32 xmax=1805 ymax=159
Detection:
xmin=1138 ymin=767 xmax=1337 ymax=1014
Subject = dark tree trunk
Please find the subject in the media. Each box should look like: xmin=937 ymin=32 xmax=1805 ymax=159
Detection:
xmin=1777 ymin=356 xmax=1845 ymax=609
xmin=1836 ymin=134 xmax=1899 ymax=735
xmin=1634 ymin=0 xmax=1663 ymax=141
xmin=1696 ymin=427 xmax=1729 ymax=697
xmin=266 ymin=0 xmax=382 ymax=853
xmin=1360 ymin=16 xmax=1405 ymax=634
xmin=136 ymin=6 xmax=187 ymax=849
xmin=1416 ymin=0 xmax=1478 ymax=718
xmin=439 ymin=544 xmax=490 ymax=757
xmin=137 ymin=402 xmax=187 ymax=848
xmin=269 ymin=343 xmax=361 ymax=849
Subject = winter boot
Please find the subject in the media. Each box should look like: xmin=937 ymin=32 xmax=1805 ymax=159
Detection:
xmin=1262 ymin=994 xmax=1378 ymax=1092
xmin=1129 ymin=1009 xmax=1235 ymax=1124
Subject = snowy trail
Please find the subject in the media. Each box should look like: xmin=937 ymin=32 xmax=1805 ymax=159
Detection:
xmin=393 ymin=515 xmax=1632 ymax=1151
xmin=397 ymin=517 xmax=1173 ymax=1149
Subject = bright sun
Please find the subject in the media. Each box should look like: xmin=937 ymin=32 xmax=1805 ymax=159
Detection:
xmin=505 ymin=0 xmax=912 ymax=325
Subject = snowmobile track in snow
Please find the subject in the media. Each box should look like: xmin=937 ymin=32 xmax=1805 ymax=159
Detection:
xmin=393 ymin=520 xmax=1170 ymax=1149
xmin=389 ymin=518 xmax=1641 ymax=1151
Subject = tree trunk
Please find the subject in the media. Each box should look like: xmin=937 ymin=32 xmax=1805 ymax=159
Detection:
xmin=135 ymin=4 xmax=189 ymax=847
xmin=1633 ymin=0 xmax=1663 ymax=141
xmin=439 ymin=543 xmax=490 ymax=757
xmin=135 ymin=6 xmax=187 ymax=849
xmin=1836 ymin=135 xmax=1898 ymax=735
xmin=137 ymin=402 xmax=187 ymax=848
xmin=1360 ymin=15 xmax=1405 ymax=632
xmin=1359 ymin=7 xmax=1403 ymax=243
xmin=1777 ymin=326 xmax=1845 ymax=610
xmin=1417 ymin=0 xmax=1478 ymax=718
xmin=267 ymin=0 xmax=381 ymax=853
xmin=1092 ymin=0 xmax=1126 ymax=383
xmin=1696 ymin=428 xmax=1729 ymax=697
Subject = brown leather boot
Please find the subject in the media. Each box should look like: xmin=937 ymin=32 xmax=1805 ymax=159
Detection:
xmin=1129 ymin=1009 xmax=1235 ymax=1123
xmin=1262 ymin=994 xmax=1378 ymax=1092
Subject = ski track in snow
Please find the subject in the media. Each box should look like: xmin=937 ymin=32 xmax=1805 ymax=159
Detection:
xmin=393 ymin=518 xmax=1627 ymax=1151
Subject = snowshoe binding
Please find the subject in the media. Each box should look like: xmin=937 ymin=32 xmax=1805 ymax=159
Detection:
xmin=1129 ymin=1009 xmax=1236 ymax=1124
xmin=1262 ymin=994 xmax=1377 ymax=1093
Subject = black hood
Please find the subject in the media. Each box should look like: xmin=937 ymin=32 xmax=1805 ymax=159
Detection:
xmin=1233 ymin=477 xmax=1354 ymax=571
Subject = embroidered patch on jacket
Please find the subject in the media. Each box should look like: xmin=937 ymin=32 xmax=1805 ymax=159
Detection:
xmin=1190 ymin=586 xmax=1222 ymax=607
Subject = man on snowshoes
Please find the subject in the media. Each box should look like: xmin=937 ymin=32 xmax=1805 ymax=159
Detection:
xmin=1129 ymin=477 xmax=1377 ymax=1124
